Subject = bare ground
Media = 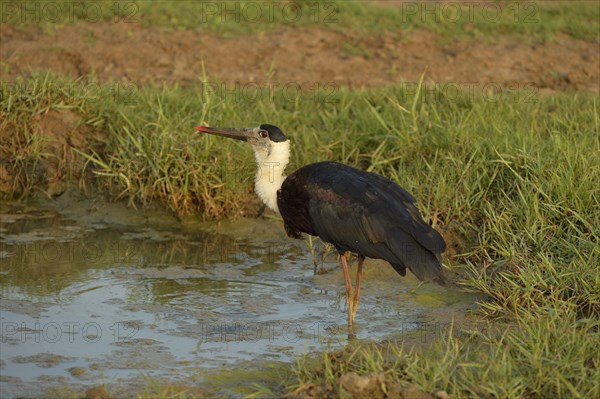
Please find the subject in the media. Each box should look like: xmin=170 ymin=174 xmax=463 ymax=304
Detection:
xmin=1 ymin=22 xmax=599 ymax=92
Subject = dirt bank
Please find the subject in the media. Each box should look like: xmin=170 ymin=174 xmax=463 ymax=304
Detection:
xmin=1 ymin=23 xmax=598 ymax=92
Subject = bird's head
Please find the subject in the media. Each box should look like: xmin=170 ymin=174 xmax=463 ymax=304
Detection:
xmin=196 ymin=123 xmax=291 ymax=212
xmin=195 ymin=124 xmax=289 ymax=162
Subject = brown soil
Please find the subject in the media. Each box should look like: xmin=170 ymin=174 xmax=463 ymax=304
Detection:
xmin=0 ymin=107 xmax=104 ymax=197
xmin=1 ymin=22 xmax=599 ymax=92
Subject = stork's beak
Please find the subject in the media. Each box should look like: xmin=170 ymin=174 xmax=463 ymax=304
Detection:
xmin=195 ymin=126 xmax=251 ymax=141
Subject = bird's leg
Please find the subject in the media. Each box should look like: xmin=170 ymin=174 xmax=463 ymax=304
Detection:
xmin=349 ymin=255 xmax=365 ymax=324
xmin=340 ymin=253 xmax=354 ymax=327
xmin=340 ymin=253 xmax=353 ymax=298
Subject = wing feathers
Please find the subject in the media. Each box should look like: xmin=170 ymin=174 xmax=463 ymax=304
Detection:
xmin=280 ymin=162 xmax=446 ymax=283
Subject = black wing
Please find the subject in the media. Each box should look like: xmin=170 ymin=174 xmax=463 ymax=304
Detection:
xmin=278 ymin=162 xmax=445 ymax=282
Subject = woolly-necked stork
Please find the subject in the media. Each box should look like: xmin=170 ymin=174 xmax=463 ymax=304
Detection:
xmin=196 ymin=124 xmax=446 ymax=326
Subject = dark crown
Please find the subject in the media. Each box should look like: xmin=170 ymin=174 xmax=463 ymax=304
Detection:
xmin=260 ymin=124 xmax=288 ymax=142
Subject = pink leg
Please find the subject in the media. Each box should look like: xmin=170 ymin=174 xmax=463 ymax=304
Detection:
xmin=340 ymin=253 xmax=353 ymax=301
xmin=340 ymin=254 xmax=355 ymax=327
xmin=349 ymin=255 xmax=365 ymax=324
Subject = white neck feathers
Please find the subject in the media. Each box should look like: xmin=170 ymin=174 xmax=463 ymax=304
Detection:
xmin=253 ymin=140 xmax=290 ymax=213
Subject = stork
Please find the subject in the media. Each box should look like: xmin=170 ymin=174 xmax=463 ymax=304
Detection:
xmin=196 ymin=124 xmax=446 ymax=327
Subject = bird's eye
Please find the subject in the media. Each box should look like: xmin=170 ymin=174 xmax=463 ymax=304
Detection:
xmin=259 ymin=130 xmax=268 ymax=138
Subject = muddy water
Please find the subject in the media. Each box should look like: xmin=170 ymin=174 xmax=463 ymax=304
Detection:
xmin=0 ymin=196 xmax=479 ymax=398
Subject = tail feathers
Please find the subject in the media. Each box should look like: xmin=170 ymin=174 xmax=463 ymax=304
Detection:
xmin=387 ymin=228 xmax=445 ymax=285
xmin=390 ymin=263 xmax=407 ymax=276
xmin=431 ymin=272 xmax=447 ymax=286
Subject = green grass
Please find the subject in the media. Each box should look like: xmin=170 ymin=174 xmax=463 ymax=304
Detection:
xmin=290 ymin=309 xmax=599 ymax=398
xmin=3 ymin=1 xmax=599 ymax=41
xmin=1 ymin=74 xmax=599 ymax=397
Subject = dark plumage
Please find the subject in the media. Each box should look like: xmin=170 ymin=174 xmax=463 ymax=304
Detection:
xmin=278 ymin=161 xmax=446 ymax=284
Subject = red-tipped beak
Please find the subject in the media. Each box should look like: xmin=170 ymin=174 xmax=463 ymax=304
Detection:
xmin=195 ymin=125 xmax=251 ymax=141
xmin=195 ymin=126 xmax=212 ymax=133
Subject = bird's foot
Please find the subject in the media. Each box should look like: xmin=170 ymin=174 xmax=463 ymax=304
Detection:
xmin=346 ymin=301 xmax=360 ymax=329
xmin=347 ymin=284 xmax=361 ymax=327
xmin=346 ymin=290 xmax=356 ymax=327
xmin=349 ymin=300 xmax=359 ymax=326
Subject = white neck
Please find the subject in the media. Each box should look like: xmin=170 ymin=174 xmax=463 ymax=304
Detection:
xmin=253 ymin=141 xmax=290 ymax=213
